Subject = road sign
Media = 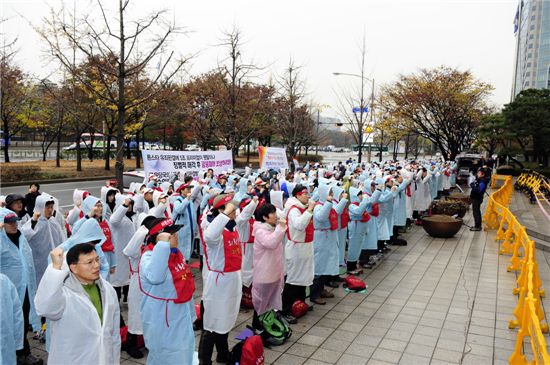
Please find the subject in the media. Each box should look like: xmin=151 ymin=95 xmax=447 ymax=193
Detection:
xmin=352 ymin=107 xmax=369 ymax=113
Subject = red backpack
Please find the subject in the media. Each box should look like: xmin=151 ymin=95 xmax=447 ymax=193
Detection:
xmin=291 ymin=300 xmax=309 ymax=319
xmin=241 ymin=285 xmax=254 ymax=309
xmin=343 ymin=275 xmax=367 ymax=292
xmin=229 ymin=334 xmax=265 ymax=365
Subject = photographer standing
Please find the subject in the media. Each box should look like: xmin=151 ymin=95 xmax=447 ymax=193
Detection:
xmin=469 ymin=169 xmax=488 ymax=231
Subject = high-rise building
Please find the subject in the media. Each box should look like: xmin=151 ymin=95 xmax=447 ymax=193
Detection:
xmin=511 ymin=0 xmax=550 ymax=100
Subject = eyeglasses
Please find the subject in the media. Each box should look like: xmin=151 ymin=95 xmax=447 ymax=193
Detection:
xmin=77 ymin=257 xmax=101 ymax=266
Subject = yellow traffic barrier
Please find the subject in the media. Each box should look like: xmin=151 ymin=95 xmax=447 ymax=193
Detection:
xmin=509 ymin=293 xmax=550 ymax=365
xmin=492 ymin=173 xmax=511 ymax=189
xmin=483 ymin=174 xmax=550 ymax=364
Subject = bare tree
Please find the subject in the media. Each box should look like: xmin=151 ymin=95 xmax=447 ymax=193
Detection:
xmin=0 ymin=25 xmax=28 ymax=163
xmin=276 ymin=60 xmax=316 ymax=166
xmin=333 ymin=35 xmax=374 ymax=163
xmin=36 ymin=0 xmax=190 ymax=185
xmin=214 ymin=27 xmax=266 ymax=158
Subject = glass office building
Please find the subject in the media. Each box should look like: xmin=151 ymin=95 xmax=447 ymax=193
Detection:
xmin=512 ymin=0 xmax=550 ymax=100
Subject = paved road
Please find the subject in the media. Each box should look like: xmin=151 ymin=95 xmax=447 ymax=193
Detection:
xmin=0 ymin=181 xmax=106 ymax=210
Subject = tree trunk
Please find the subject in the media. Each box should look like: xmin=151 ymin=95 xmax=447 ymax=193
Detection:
xmin=136 ymin=130 xmax=141 ymax=169
xmin=115 ymin=0 xmax=126 ymax=188
xmin=246 ymin=139 xmax=250 ymax=164
xmin=105 ymin=134 xmax=112 ymax=171
xmin=404 ymin=133 xmax=410 ymax=160
xmin=56 ymin=130 xmax=61 ymax=168
xmin=76 ymin=131 xmax=82 ymax=171
xmin=3 ymin=119 xmax=10 ymax=163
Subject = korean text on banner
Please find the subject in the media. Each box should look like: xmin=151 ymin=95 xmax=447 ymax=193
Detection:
xmin=142 ymin=150 xmax=233 ymax=182
xmin=258 ymin=146 xmax=289 ymax=170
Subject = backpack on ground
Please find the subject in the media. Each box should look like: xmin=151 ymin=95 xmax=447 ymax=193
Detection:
xmin=291 ymin=300 xmax=309 ymax=319
xmin=229 ymin=331 xmax=265 ymax=365
xmin=259 ymin=310 xmax=292 ymax=346
xmin=343 ymin=275 xmax=367 ymax=292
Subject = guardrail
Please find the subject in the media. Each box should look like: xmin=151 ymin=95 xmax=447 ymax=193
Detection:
xmin=515 ymin=170 xmax=550 ymax=224
xmin=483 ymin=174 xmax=550 ymax=365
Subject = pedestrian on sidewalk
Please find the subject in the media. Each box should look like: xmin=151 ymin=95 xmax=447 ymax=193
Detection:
xmin=469 ymin=168 xmax=488 ymax=231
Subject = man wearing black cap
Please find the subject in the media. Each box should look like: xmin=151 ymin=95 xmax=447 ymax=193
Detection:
xmin=5 ymin=194 xmax=29 ymax=226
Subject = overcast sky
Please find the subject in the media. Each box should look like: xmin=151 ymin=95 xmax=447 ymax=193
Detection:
xmin=3 ymin=0 xmax=518 ymax=118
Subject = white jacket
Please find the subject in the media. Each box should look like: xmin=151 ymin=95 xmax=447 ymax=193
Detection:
xmin=34 ymin=266 xmax=121 ymax=365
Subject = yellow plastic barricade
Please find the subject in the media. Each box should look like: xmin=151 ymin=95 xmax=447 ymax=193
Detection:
xmin=509 ymin=294 xmax=550 ymax=365
xmin=483 ymin=174 xmax=550 ymax=364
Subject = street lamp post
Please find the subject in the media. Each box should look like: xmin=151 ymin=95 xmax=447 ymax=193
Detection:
xmin=332 ymin=72 xmax=375 ymax=163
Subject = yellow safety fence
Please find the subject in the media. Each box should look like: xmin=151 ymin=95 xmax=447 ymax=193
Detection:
xmin=483 ymin=174 xmax=550 ymax=365
xmin=515 ymin=170 xmax=550 ymax=223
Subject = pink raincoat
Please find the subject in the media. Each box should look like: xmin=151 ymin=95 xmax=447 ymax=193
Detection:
xmin=252 ymin=222 xmax=285 ymax=315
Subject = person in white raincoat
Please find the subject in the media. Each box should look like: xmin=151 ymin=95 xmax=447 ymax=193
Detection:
xmin=0 ymin=209 xmax=42 ymax=365
xmin=100 ymin=185 xmax=119 ymax=221
xmin=281 ymin=184 xmax=316 ymax=321
xmin=109 ymin=195 xmax=139 ymax=302
xmin=22 ymin=194 xmax=65 ymax=285
xmin=150 ymin=190 xmax=171 ymax=219
xmin=235 ymin=196 xmax=259 ymax=309
xmin=35 ymin=243 xmax=120 ymax=365
xmin=413 ymin=168 xmax=432 ymax=214
xmin=0 ymin=272 xmax=24 ymax=365
xmin=73 ymin=196 xmax=116 ymax=280
xmin=122 ymin=213 xmax=148 ymax=359
xmin=199 ymin=194 xmax=242 ymax=365
xmin=66 ymin=189 xmax=89 ymax=233
xmin=139 ymin=217 xmax=195 ymax=365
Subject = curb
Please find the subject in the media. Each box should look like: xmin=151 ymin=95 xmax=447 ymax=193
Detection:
xmin=0 ymin=176 xmax=116 ymax=188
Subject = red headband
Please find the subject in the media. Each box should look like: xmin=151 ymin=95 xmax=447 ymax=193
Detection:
xmin=176 ymin=183 xmax=191 ymax=194
xmin=149 ymin=219 xmax=174 ymax=236
xmin=213 ymin=195 xmax=233 ymax=209
xmin=295 ymin=189 xmax=309 ymax=196
xmin=239 ymin=198 xmax=252 ymax=210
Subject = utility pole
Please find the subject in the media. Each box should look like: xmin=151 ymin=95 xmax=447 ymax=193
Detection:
xmin=368 ymin=78 xmax=374 ymax=163
xmin=315 ymin=108 xmax=320 ymax=156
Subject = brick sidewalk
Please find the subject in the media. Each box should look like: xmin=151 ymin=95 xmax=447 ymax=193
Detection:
xmin=29 ymin=208 xmax=550 ymax=365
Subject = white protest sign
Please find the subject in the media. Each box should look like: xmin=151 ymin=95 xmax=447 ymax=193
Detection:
xmin=142 ymin=150 xmax=233 ymax=182
xmin=258 ymin=146 xmax=289 ymax=170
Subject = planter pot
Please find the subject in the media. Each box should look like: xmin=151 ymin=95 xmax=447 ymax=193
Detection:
xmin=421 ymin=215 xmax=463 ymax=238
xmin=447 ymin=193 xmax=471 ymax=206
xmin=430 ymin=198 xmax=468 ymax=218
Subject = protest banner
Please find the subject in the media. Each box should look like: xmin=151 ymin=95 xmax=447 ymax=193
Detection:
xmin=258 ymin=146 xmax=289 ymax=170
xmin=142 ymin=150 xmax=233 ymax=182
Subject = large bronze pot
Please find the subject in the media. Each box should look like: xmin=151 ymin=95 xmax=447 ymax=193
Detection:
xmin=447 ymin=193 xmax=471 ymax=206
xmin=422 ymin=215 xmax=463 ymax=238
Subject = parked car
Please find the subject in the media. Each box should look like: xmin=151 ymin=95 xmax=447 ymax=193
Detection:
xmin=123 ymin=170 xmax=145 ymax=189
xmin=185 ymin=144 xmax=200 ymax=151
xmin=455 ymin=153 xmax=482 ymax=184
